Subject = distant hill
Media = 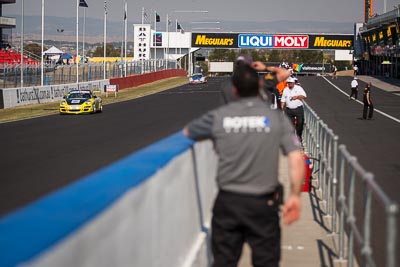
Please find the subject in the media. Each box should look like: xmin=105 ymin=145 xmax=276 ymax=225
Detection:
xmin=9 ymin=15 xmax=355 ymax=43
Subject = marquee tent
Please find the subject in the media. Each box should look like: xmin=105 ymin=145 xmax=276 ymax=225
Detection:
xmin=43 ymin=46 xmax=63 ymax=56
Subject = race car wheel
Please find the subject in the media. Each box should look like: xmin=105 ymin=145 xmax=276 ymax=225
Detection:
xmin=98 ymin=104 xmax=103 ymax=113
xmin=92 ymin=105 xmax=97 ymax=114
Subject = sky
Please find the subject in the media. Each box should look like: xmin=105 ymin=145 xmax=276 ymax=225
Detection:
xmin=3 ymin=0 xmax=400 ymax=26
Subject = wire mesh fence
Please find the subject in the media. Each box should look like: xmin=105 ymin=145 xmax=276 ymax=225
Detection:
xmin=0 ymin=59 xmax=179 ymax=89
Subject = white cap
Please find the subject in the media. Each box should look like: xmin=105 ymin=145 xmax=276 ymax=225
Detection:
xmin=286 ymin=77 xmax=295 ymax=83
xmin=353 ymin=77 xmax=358 ymax=79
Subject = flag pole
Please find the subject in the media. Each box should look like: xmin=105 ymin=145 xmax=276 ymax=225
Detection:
xmin=103 ymin=0 xmax=107 ymax=80
xmin=141 ymin=7 xmax=144 ymax=24
xmin=20 ymin=0 xmax=24 ymax=87
xmin=41 ymin=0 xmax=44 ymax=86
xmin=83 ymin=7 xmax=86 ymax=63
xmin=76 ymin=0 xmax=79 ymax=84
xmin=124 ymin=0 xmax=127 ymax=76
xmin=154 ymin=11 xmax=157 ymax=60
xmin=141 ymin=7 xmax=144 ymax=74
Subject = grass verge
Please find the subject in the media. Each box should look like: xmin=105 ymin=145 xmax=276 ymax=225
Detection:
xmin=0 ymin=77 xmax=188 ymax=123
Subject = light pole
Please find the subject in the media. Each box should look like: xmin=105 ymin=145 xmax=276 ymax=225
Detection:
xmin=192 ymin=27 xmax=221 ymax=31
xmin=20 ymin=0 xmax=24 ymax=88
xmin=76 ymin=0 xmax=79 ymax=83
xmin=190 ymin=21 xmax=220 ymax=31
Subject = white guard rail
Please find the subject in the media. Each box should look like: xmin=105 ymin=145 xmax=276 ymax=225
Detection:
xmin=0 ymin=132 xmax=218 ymax=267
xmin=1 ymin=79 xmax=110 ymax=109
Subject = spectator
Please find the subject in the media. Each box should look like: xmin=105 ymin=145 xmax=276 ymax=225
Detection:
xmin=281 ymin=77 xmax=307 ymax=143
xmin=353 ymin=64 xmax=359 ymax=76
xmin=363 ymin=82 xmax=374 ymax=120
xmin=349 ymin=77 xmax=359 ymax=100
xmin=183 ymin=62 xmax=305 ymax=267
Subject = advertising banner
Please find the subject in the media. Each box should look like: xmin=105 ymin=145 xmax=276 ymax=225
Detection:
xmin=133 ymin=24 xmax=151 ymax=60
xmin=238 ymin=34 xmax=308 ymax=49
xmin=1 ymin=80 xmax=109 ymax=109
xmin=191 ymin=33 xmax=238 ymax=48
xmin=308 ymin=34 xmax=353 ymax=50
xmin=192 ymin=33 xmax=353 ymax=50
xmin=291 ymin=63 xmax=331 ymax=74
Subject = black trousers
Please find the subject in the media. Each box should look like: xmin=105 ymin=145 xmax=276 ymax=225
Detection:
xmin=363 ymin=102 xmax=374 ymax=119
xmin=350 ymin=87 xmax=358 ymax=99
xmin=285 ymin=106 xmax=304 ymax=141
xmin=212 ymin=190 xmax=280 ymax=267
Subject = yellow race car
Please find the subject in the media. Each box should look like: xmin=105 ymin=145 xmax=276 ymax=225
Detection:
xmin=59 ymin=90 xmax=103 ymax=114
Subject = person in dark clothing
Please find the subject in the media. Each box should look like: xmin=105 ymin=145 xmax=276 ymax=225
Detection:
xmin=183 ymin=63 xmax=304 ymax=267
xmin=363 ymin=82 xmax=374 ymax=120
xmin=220 ymin=55 xmax=288 ymax=108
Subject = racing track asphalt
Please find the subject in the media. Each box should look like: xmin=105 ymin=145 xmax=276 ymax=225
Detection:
xmin=0 ymin=78 xmax=225 ymax=216
xmin=298 ymin=75 xmax=400 ymax=266
xmin=301 ymin=75 xmax=400 ymax=201
xmin=1 ymin=74 xmax=399 ymax=264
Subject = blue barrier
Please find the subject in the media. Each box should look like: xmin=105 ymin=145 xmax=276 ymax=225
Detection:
xmin=0 ymin=132 xmax=194 ymax=267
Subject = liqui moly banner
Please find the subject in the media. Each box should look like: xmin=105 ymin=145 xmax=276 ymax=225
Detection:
xmin=238 ymin=34 xmax=309 ymax=49
xmin=192 ymin=33 xmax=353 ymax=50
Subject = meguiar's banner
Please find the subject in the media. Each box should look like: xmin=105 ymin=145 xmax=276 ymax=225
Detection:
xmin=191 ymin=33 xmax=238 ymax=48
xmin=308 ymin=35 xmax=353 ymax=50
xmin=192 ymin=33 xmax=353 ymax=50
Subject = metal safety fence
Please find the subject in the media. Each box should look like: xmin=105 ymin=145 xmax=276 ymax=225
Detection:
xmin=303 ymin=102 xmax=398 ymax=267
xmin=0 ymin=59 xmax=178 ymax=89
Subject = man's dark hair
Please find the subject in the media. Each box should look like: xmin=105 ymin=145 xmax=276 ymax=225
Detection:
xmin=231 ymin=64 xmax=259 ymax=97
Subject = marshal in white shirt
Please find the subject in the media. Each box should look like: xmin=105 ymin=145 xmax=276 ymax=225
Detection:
xmin=281 ymin=85 xmax=307 ymax=109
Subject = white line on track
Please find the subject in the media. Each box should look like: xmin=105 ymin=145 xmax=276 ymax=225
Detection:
xmin=322 ymin=76 xmax=400 ymax=124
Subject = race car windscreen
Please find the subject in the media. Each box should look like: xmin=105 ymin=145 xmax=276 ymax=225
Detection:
xmin=68 ymin=93 xmax=91 ymax=99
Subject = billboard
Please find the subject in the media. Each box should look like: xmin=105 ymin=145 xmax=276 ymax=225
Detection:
xmin=308 ymin=35 xmax=353 ymax=49
xmin=238 ymin=34 xmax=309 ymax=49
xmin=133 ymin=24 xmax=151 ymax=60
xmin=192 ymin=33 xmax=353 ymax=50
xmin=191 ymin=33 xmax=238 ymax=48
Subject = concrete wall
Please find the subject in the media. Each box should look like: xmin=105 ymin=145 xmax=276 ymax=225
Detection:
xmin=208 ymin=62 xmax=234 ymax=73
xmin=0 ymin=69 xmax=187 ymax=109
xmin=0 ymin=132 xmax=218 ymax=267
xmin=110 ymin=69 xmax=187 ymax=90
xmin=0 ymin=80 xmax=109 ymax=109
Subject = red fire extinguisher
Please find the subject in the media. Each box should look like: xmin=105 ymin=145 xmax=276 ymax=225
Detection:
xmin=302 ymin=154 xmax=313 ymax=192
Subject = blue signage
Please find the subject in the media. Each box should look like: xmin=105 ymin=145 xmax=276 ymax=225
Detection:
xmin=238 ymin=34 xmax=274 ymax=48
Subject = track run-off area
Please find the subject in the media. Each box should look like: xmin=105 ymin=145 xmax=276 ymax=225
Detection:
xmin=1 ymin=75 xmax=399 ymax=218
xmin=1 ymin=74 xmax=400 ymax=266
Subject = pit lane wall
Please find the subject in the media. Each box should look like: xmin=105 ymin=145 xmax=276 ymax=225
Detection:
xmin=0 ymin=132 xmax=218 ymax=267
xmin=0 ymin=69 xmax=187 ymax=109
xmin=0 ymin=80 xmax=110 ymax=109
xmin=110 ymin=69 xmax=187 ymax=90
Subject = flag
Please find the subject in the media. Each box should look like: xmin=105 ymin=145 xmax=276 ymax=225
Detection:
xmin=124 ymin=1 xmax=127 ymax=20
xmin=177 ymin=22 xmax=182 ymax=30
xmin=79 ymin=0 xmax=88 ymax=7
xmin=156 ymin=13 xmax=160 ymax=22
xmin=144 ymin=12 xmax=149 ymax=22
xmin=168 ymin=19 xmax=171 ymax=26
